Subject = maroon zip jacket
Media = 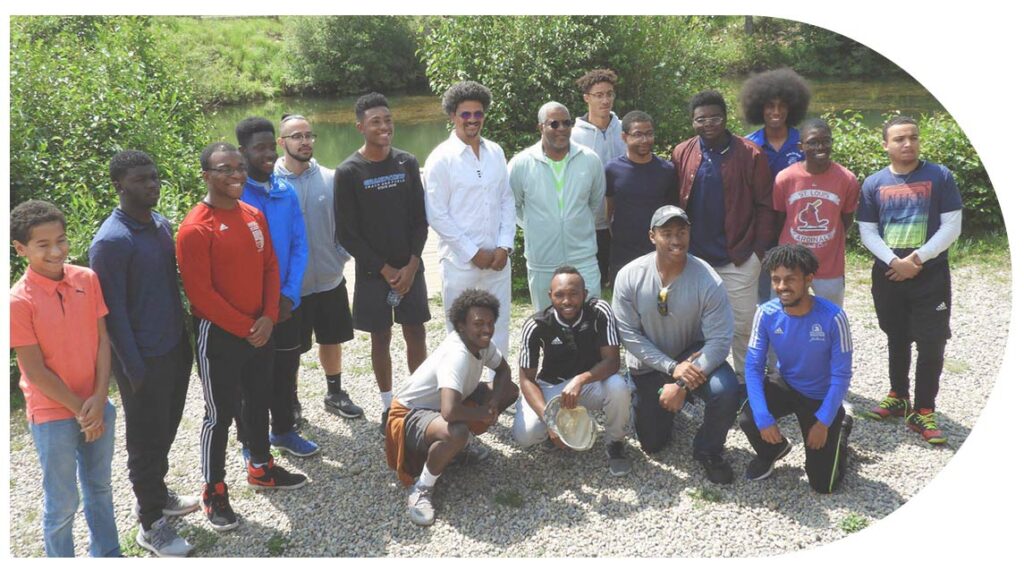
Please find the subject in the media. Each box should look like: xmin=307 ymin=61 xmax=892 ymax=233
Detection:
xmin=670 ymin=134 xmax=775 ymax=265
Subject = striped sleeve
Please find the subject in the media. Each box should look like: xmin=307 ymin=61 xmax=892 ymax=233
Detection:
xmin=592 ymin=299 xmax=619 ymax=346
xmin=748 ymin=305 xmax=766 ymax=349
xmin=833 ymin=310 xmax=853 ymax=354
xmin=518 ymin=318 xmax=542 ymax=370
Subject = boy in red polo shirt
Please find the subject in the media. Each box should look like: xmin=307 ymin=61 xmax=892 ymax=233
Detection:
xmin=177 ymin=142 xmax=308 ymax=533
xmin=10 ymin=200 xmax=120 ymax=557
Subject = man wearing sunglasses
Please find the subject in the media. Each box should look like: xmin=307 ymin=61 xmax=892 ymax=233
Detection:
xmin=424 ymin=81 xmax=516 ymax=358
xmin=508 ymin=101 xmax=606 ymax=312
xmin=671 ymin=90 xmax=774 ymax=386
xmin=511 ymin=266 xmax=632 ymax=476
xmin=612 ymin=205 xmax=741 ymax=484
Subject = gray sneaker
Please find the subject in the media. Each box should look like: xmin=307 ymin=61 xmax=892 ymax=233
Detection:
xmin=133 ymin=489 xmax=201 ymax=520
xmin=606 ymin=441 xmax=632 ymax=477
xmin=324 ymin=390 xmax=364 ymax=419
xmin=136 ymin=516 xmax=194 ymax=557
xmin=453 ymin=435 xmax=490 ymax=465
xmin=407 ymin=483 xmax=435 ymax=526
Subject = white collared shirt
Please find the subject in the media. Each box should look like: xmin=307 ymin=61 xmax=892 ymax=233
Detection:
xmin=423 ymin=131 xmax=516 ymax=267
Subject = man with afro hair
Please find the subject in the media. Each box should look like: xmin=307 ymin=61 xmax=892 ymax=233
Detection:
xmin=740 ymin=68 xmax=812 ymax=178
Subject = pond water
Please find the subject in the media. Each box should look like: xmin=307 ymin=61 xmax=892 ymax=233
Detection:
xmin=209 ymin=76 xmax=945 ymax=168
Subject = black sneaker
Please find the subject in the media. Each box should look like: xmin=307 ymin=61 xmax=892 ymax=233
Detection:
xmin=606 ymin=441 xmax=632 ymax=477
xmin=324 ymin=390 xmax=364 ymax=419
xmin=745 ymin=439 xmax=793 ymax=481
xmin=247 ymin=458 xmax=309 ymax=490
xmin=201 ymin=482 xmax=239 ymax=532
xmin=379 ymin=408 xmax=389 ymax=436
xmin=695 ymin=453 xmax=734 ymax=484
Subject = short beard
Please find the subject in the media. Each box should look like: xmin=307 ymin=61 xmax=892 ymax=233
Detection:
xmin=284 ymin=145 xmax=311 ymax=163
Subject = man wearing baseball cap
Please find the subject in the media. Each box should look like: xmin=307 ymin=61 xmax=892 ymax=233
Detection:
xmin=612 ymin=205 xmax=742 ymax=484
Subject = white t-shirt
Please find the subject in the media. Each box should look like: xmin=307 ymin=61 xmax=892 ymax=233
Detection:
xmin=395 ymin=331 xmax=504 ymax=411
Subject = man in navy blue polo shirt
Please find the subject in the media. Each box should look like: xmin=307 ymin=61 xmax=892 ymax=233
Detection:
xmin=89 ymin=150 xmax=198 ymax=557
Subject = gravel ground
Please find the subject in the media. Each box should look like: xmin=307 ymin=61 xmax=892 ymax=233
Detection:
xmin=7 ymin=258 xmax=1010 ymax=557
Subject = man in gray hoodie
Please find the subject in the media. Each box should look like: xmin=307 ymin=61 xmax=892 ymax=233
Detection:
xmin=274 ymin=114 xmax=364 ymax=421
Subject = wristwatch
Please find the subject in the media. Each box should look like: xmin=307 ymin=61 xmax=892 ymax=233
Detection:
xmin=500 ymin=246 xmax=513 ymax=255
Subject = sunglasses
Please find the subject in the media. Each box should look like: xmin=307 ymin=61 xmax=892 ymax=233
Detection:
xmin=458 ymin=110 xmax=485 ymax=120
xmin=658 ymin=287 xmax=670 ymax=316
xmin=544 ymin=119 xmax=575 ymax=130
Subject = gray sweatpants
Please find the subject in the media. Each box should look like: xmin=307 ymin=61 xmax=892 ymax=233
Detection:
xmin=512 ymin=373 xmax=631 ymax=446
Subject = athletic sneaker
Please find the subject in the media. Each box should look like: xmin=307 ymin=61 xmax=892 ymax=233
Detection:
xmin=407 ymin=483 xmax=435 ymax=526
xmin=907 ymin=409 xmax=947 ymax=445
xmin=453 ymin=435 xmax=490 ymax=465
xmin=606 ymin=441 xmax=632 ymax=477
xmin=201 ymin=482 xmax=239 ymax=532
xmin=136 ymin=516 xmax=193 ymax=557
xmin=695 ymin=453 xmax=734 ymax=484
xmin=270 ymin=430 xmax=321 ymax=457
xmin=864 ymin=392 xmax=911 ymax=421
xmin=324 ymin=389 xmax=364 ymax=419
xmin=247 ymin=458 xmax=309 ymax=490
xmin=132 ymin=489 xmax=200 ymax=520
xmin=745 ymin=439 xmax=793 ymax=481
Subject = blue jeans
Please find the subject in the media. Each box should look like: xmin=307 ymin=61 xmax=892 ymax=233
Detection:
xmin=29 ymin=400 xmax=120 ymax=557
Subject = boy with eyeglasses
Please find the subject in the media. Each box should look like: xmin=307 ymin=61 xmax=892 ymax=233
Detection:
xmin=572 ymin=68 xmax=626 ymax=290
xmin=178 ymin=142 xmax=308 ymax=533
xmin=508 ymin=101 xmax=606 ymax=312
xmin=612 ymin=205 xmax=741 ymax=484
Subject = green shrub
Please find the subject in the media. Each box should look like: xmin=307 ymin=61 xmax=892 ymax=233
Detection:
xmin=826 ymin=111 xmax=1001 ymax=233
xmin=284 ymin=16 xmax=424 ymax=96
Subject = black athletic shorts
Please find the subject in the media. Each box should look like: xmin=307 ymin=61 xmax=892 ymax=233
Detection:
xmin=871 ymin=259 xmax=952 ymax=344
xmin=298 ymin=278 xmax=355 ymax=353
xmin=352 ymin=265 xmax=431 ymax=332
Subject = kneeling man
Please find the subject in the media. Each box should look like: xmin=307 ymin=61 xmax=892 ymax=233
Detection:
xmin=739 ymin=244 xmax=853 ymax=493
xmin=384 ymin=289 xmax=519 ymax=526
xmin=512 ymin=266 xmax=632 ymax=476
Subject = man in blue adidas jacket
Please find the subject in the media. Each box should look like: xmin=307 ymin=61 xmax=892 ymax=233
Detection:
xmin=739 ymin=244 xmax=853 ymax=493
xmin=235 ymin=116 xmax=317 ymax=458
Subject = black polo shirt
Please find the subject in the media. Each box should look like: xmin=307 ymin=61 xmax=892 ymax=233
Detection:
xmin=518 ymin=298 xmax=618 ymax=383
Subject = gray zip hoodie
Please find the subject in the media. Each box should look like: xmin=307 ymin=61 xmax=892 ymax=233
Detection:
xmin=274 ymin=157 xmax=350 ymax=296
xmin=570 ymin=111 xmax=626 ymax=230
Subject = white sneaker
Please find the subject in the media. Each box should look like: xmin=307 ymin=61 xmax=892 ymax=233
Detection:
xmin=407 ymin=483 xmax=435 ymax=526
xmin=136 ymin=516 xmax=194 ymax=557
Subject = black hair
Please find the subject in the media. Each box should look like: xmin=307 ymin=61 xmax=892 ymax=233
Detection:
xmin=689 ymin=90 xmax=727 ymax=117
xmin=199 ymin=142 xmax=238 ymax=171
xmin=11 ymin=200 xmax=66 ymax=244
xmin=279 ymin=113 xmax=308 ymax=132
xmin=882 ymin=115 xmax=918 ymax=141
xmin=738 ymin=68 xmax=812 ymax=126
xmin=763 ymin=244 xmax=819 ymax=277
xmin=109 ymin=150 xmax=155 ymax=182
xmin=575 ymin=69 xmax=618 ymax=94
xmin=355 ymin=92 xmax=390 ymax=121
xmin=441 ymin=81 xmax=492 ymax=116
xmin=551 ymin=266 xmax=585 ymax=289
xmin=235 ymin=116 xmax=275 ymax=148
xmin=448 ymin=288 xmax=500 ymax=329
xmin=799 ymin=118 xmax=831 ymax=139
xmin=621 ymin=110 xmax=654 ymax=134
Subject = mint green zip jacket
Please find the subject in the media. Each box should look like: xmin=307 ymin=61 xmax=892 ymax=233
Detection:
xmin=508 ymin=141 xmax=606 ymax=271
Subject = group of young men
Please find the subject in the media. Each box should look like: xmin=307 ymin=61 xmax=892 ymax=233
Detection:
xmin=10 ymin=67 xmax=964 ymax=555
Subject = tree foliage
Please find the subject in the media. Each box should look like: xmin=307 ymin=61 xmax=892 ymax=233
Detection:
xmin=284 ymin=16 xmax=424 ymax=95
xmin=10 ymin=16 xmax=209 ymax=276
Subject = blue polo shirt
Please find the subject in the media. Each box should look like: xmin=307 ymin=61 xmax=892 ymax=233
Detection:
xmin=89 ymin=208 xmax=185 ymax=387
xmin=747 ymin=127 xmax=804 ymax=179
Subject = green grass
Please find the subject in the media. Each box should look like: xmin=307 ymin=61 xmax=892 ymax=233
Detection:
xmin=119 ymin=526 xmax=149 ymax=557
xmin=838 ymin=512 xmax=870 ymax=534
xmin=845 ymin=231 xmax=1009 ymax=272
xmin=944 ymin=359 xmax=970 ymax=374
xmin=494 ymin=488 xmax=525 ymax=508
xmin=686 ymin=486 xmax=722 ymax=505
xmin=266 ymin=532 xmax=290 ymax=556
xmin=180 ymin=524 xmax=219 ymax=554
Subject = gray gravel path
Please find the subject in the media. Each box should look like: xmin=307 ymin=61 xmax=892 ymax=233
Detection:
xmin=7 ymin=258 xmax=1009 ymax=557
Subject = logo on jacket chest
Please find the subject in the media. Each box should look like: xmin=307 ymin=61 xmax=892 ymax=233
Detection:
xmin=809 ymin=323 xmax=825 ymax=342
xmin=247 ymin=220 xmax=265 ymax=251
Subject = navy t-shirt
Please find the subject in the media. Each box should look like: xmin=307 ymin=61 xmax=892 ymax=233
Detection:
xmin=856 ymin=160 xmax=963 ymax=267
xmin=605 ymin=155 xmax=678 ymax=272
xmin=688 ymin=138 xmax=731 ymax=266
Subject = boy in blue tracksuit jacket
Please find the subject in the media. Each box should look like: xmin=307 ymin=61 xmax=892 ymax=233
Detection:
xmin=235 ymin=117 xmax=318 ymax=458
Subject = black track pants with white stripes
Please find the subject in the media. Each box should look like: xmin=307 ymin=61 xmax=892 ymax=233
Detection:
xmin=194 ymin=317 xmax=274 ymax=484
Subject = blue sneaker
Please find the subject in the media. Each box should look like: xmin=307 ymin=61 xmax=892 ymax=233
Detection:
xmin=269 ymin=430 xmax=321 ymax=457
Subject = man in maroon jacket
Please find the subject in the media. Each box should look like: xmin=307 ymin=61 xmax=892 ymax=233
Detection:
xmin=671 ymin=90 xmax=774 ymax=382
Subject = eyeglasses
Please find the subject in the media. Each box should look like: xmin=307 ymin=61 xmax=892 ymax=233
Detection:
xmin=544 ymin=119 xmax=575 ymax=130
xmin=282 ymin=132 xmax=317 ymax=142
xmin=458 ymin=110 xmax=485 ymax=120
xmin=658 ymin=287 xmax=670 ymax=316
xmin=693 ymin=116 xmax=725 ymax=127
xmin=587 ymin=90 xmax=615 ymax=100
xmin=206 ymin=165 xmax=246 ymax=176
xmin=627 ymin=131 xmax=655 ymax=140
